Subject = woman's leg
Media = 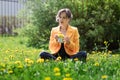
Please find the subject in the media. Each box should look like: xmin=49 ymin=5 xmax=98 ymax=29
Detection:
xmin=39 ymin=51 xmax=56 ymax=60
xmin=71 ymin=51 xmax=87 ymax=61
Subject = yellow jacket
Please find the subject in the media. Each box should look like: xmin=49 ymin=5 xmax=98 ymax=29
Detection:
xmin=49 ymin=25 xmax=80 ymax=56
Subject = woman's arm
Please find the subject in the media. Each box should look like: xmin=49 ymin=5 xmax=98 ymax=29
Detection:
xmin=64 ymin=28 xmax=80 ymax=55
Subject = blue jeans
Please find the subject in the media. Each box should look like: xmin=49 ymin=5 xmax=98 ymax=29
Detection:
xmin=39 ymin=51 xmax=87 ymax=61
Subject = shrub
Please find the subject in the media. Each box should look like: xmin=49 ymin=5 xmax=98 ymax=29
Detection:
xmin=23 ymin=0 xmax=120 ymax=51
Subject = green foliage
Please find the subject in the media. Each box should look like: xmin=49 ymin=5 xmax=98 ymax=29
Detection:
xmin=23 ymin=0 xmax=120 ymax=50
xmin=0 ymin=36 xmax=120 ymax=80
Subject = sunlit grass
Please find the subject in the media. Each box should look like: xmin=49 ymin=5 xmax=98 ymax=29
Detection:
xmin=0 ymin=36 xmax=120 ymax=80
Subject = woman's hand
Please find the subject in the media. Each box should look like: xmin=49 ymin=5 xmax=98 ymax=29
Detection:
xmin=64 ymin=36 xmax=70 ymax=44
xmin=54 ymin=34 xmax=59 ymax=42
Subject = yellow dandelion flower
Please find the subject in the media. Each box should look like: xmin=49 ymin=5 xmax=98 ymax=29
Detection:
xmin=54 ymin=72 xmax=61 ymax=76
xmin=101 ymin=75 xmax=108 ymax=79
xmin=58 ymin=33 xmax=64 ymax=38
xmin=65 ymin=73 xmax=70 ymax=77
xmin=108 ymin=50 xmax=112 ymax=54
xmin=0 ymin=68 xmax=5 ymax=72
xmin=25 ymin=58 xmax=34 ymax=64
xmin=86 ymin=57 xmax=89 ymax=61
xmin=14 ymin=61 xmax=21 ymax=65
xmin=28 ymin=60 xmax=34 ymax=64
xmin=91 ymin=51 xmax=96 ymax=54
xmin=74 ymin=58 xmax=78 ymax=61
xmin=54 ymin=67 xmax=60 ymax=72
xmin=56 ymin=56 xmax=62 ymax=61
xmin=5 ymin=50 xmax=9 ymax=53
xmin=25 ymin=58 xmax=31 ymax=63
xmin=17 ymin=65 xmax=23 ymax=69
xmin=8 ymin=70 xmax=13 ymax=74
xmin=94 ymin=62 xmax=99 ymax=66
xmin=0 ymin=63 xmax=6 ymax=68
xmin=46 ymin=59 xmax=49 ymax=62
xmin=15 ymin=49 xmax=19 ymax=52
xmin=63 ymin=77 xmax=73 ymax=80
xmin=36 ymin=58 xmax=44 ymax=63
xmin=104 ymin=41 xmax=108 ymax=45
xmin=112 ymin=55 xmax=116 ymax=57
xmin=44 ymin=77 xmax=51 ymax=80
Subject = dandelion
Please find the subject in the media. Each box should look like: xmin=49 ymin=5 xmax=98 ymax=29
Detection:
xmin=112 ymin=55 xmax=116 ymax=57
xmin=0 ymin=63 xmax=6 ymax=68
xmin=14 ymin=61 xmax=21 ymax=65
xmin=91 ymin=51 xmax=96 ymax=54
xmin=63 ymin=77 xmax=73 ymax=80
xmin=57 ymin=33 xmax=64 ymax=43
xmin=17 ymin=65 xmax=23 ymax=69
xmin=25 ymin=58 xmax=34 ymax=64
xmin=46 ymin=59 xmax=49 ymax=62
xmin=25 ymin=58 xmax=31 ymax=63
xmin=101 ymin=75 xmax=108 ymax=79
xmin=8 ymin=70 xmax=13 ymax=74
xmin=94 ymin=62 xmax=99 ymax=66
xmin=54 ymin=67 xmax=60 ymax=72
xmin=28 ymin=60 xmax=34 ymax=64
xmin=0 ymin=68 xmax=5 ymax=72
xmin=56 ymin=56 xmax=62 ymax=61
xmin=103 ymin=53 xmax=108 ymax=57
xmin=44 ymin=77 xmax=51 ymax=80
xmin=86 ymin=57 xmax=89 ymax=61
xmin=54 ymin=72 xmax=61 ymax=76
xmin=36 ymin=58 xmax=44 ymax=63
xmin=108 ymin=50 xmax=112 ymax=54
xmin=104 ymin=41 xmax=108 ymax=45
xmin=65 ymin=73 xmax=70 ymax=77
xmin=104 ymin=41 xmax=109 ymax=52
xmin=15 ymin=49 xmax=19 ymax=52
xmin=58 ymin=33 xmax=64 ymax=38
xmin=74 ymin=58 xmax=78 ymax=61
xmin=5 ymin=50 xmax=10 ymax=53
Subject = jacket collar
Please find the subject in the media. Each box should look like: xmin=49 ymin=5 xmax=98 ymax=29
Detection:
xmin=57 ymin=25 xmax=73 ymax=37
xmin=57 ymin=25 xmax=72 ymax=31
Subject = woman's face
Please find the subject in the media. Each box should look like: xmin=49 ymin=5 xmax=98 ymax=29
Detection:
xmin=59 ymin=12 xmax=70 ymax=27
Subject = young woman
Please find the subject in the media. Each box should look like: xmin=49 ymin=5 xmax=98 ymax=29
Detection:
xmin=40 ymin=8 xmax=87 ymax=61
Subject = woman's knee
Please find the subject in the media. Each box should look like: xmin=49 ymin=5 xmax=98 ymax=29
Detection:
xmin=78 ymin=51 xmax=87 ymax=58
xmin=39 ymin=51 xmax=48 ymax=57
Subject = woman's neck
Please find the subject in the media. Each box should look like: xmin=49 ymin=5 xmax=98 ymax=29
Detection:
xmin=60 ymin=25 xmax=68 ymax=35
xmin=60 ymin=25 xmax=68 ymax=31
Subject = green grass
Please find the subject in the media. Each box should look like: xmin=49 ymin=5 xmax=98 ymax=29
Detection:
xmin=0 ymin=36 xmax=120 ymax=80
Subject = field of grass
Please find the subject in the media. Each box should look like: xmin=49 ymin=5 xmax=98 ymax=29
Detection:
xmin=0 ymin=36 xmax=120 ymax=80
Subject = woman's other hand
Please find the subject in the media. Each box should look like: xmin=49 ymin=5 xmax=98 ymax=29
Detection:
xmin=64 ymin=36 xmax=70 ymax=44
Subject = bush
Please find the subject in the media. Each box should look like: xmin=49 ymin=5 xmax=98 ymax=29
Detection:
xmin=23 ymin=0 xmax=120 ymax=51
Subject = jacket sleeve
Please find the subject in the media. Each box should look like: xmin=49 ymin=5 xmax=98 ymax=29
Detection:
xmin=64 ymin=28 xmax=80 ymax=55
xmin=49 ymin=28 xmax=60 ymax=54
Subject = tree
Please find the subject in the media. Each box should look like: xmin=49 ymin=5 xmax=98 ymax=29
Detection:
xmin=23 ymin=0 xmax=120 ymax=51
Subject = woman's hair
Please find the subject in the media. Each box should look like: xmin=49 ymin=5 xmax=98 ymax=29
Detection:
xmin=56 ymin=8 xmax=73 ymax=22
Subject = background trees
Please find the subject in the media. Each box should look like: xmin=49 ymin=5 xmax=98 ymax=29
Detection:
xmin=22 ymin=0 xmax=120 ymax=51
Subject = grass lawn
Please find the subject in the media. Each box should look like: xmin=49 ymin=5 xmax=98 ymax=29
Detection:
xmin=0 ymin=36 xmax=120 ymax=80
